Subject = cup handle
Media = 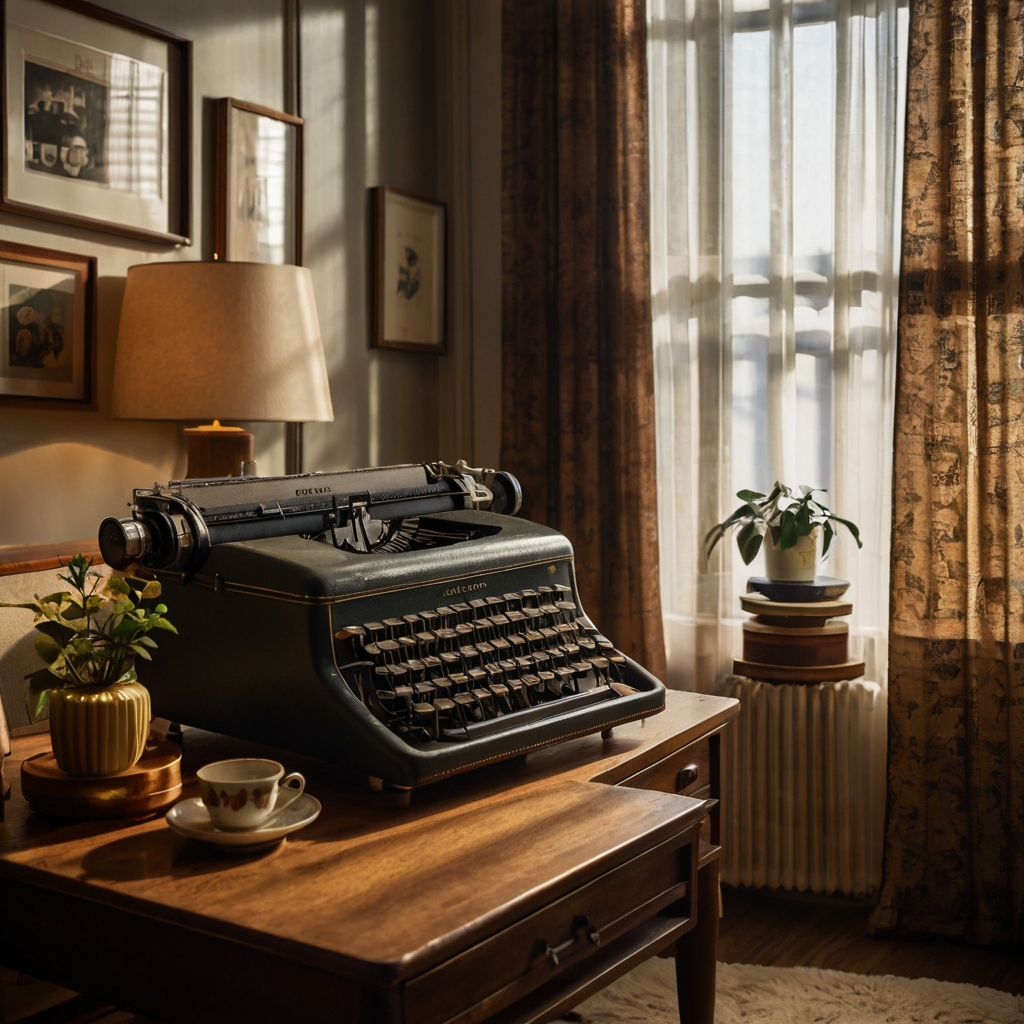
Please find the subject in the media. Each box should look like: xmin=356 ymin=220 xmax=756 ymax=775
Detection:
xmin=275 ymin=771 xmax=305 ymax=813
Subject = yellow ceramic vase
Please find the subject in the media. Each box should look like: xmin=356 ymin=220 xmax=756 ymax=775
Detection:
xmin=48 ymin=682 xmax=151 ymax=777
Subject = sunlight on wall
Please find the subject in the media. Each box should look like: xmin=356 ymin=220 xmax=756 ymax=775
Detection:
xmin=0 ymin=442 xmax=178 ymax=544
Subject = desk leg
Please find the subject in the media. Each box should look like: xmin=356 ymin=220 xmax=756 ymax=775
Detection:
xmin=674 ymin=859 xmax=718 ymax=1024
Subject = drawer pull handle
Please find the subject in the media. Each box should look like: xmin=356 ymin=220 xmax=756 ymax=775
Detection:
xmin=544 ymin=914 xmax=601 ymax=966
xmin=676 ymin=763 xmax=700 ymax=791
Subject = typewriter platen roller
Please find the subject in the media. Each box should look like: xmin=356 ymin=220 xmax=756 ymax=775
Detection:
xmin=101 ymin=463 xmax=666 ymax=791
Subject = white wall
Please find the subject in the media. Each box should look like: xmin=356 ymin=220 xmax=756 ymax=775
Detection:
xmin=0 ymin=0 xmax=502 ymax=547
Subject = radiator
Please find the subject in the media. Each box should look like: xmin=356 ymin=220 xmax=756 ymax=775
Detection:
xmin=720 ymin=675 xmax=883 ymax=897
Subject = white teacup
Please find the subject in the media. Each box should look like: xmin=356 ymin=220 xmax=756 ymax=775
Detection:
xmin=197 ymin=758 xmax=305 ymax=831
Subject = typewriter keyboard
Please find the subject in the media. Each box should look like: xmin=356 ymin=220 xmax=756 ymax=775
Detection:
xmin=333 ymin=585 xmax=637 ymax=744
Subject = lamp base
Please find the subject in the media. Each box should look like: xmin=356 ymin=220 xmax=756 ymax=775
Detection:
xmin=184 ymin=426 xmax=254 ymax=479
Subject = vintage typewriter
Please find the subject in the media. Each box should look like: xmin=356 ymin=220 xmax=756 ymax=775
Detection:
xmin=99 ymin=462 xmax=666 ymax=791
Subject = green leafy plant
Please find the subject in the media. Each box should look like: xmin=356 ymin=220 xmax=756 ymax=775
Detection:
xmin=0 ymin=554 xmax=176 ymax=719
xmin=704 ymin=482 xmax=863 ymax=567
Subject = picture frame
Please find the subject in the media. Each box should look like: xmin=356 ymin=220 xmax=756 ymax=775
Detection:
xmin=0 ymin=239 xmax=95 ymax=408
xmin=214 ymin=98 xmax=303 ymax=265
xmin=371 ymin=186 xmax=446 ymax=354
xmin=1 ymin=0 xmax=192 ymax=245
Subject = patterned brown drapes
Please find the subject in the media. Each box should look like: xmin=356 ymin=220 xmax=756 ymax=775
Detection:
xmin=871 ymin=0 xmax=1024 ymax=943
xmin=501 ymin=0 xmax=666 ymax=678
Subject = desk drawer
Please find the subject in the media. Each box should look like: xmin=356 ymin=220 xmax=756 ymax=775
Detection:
xmin=618 ymin=738 xmax=711 ymax=797
xmin=402 ymin=826 xmax=698 ymax=1024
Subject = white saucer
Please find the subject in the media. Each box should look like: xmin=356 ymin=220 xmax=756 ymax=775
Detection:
xmin=165 ymin=794 xmax=321 ymax=852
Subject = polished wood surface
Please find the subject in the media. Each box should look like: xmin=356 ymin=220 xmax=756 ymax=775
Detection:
xmin=0 ymin=691 xmax=738 ymax=1024
xmin=20 ymin=741 xmax=182 ymax=820
xmin=0 ymin=540 xmax=101 ymax=577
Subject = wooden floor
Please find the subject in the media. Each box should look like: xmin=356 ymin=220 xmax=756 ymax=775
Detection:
xmin=719 ymin=886 xmax=1024 ymax=994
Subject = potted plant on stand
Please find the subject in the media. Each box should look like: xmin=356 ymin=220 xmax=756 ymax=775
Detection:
xmin=704 ymin=482 xmax=862 ymax=581
xmin=1 ymin=555 xmax=176 ymax=777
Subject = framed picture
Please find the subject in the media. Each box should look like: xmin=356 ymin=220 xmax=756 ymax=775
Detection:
xmin=371 ymin=186 xmax=446 ymax=354
xmin=1 ymin=0 xmax=192 ymax=244
xmin=214 ymin=98 xmax=303 ymax=265
xmin=0 ymin=240 xmax=94 ymax=407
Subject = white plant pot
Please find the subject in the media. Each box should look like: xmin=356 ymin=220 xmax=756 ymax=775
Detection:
xmin=763 ymin=526 xmax=820 ymax=582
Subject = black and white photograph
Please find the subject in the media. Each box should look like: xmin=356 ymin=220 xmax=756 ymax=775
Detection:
xmin=371 ymin=186 xmax=446 ymax=354
xmin=23 ymin=57 xmax=108 ymax=185
xmin=0 ymin=242 xmax=94 ymax=406
xmin=2 ymin=0 xmax=191 ymax=243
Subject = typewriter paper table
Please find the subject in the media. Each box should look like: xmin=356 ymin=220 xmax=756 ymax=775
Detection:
xmin=0 ymin=691 xmax=737 ymax=1024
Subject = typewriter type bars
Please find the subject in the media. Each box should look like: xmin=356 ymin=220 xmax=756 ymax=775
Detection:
xmin=334 ymin=585 xmax=635 ymax=744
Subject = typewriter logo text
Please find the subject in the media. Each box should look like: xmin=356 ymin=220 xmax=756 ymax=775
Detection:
xmin=295 ymin=486 xmax=332 ymax=495
xmin=442 ymin=581 xmax=488 ymax=597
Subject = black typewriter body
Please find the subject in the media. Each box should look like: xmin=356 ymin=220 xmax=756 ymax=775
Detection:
xmin=140 ymin=510 xmax=665 ymax=788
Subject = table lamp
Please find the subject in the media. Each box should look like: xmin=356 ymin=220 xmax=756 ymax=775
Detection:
xmin=111 ymin=262 xmax=334 ymax=479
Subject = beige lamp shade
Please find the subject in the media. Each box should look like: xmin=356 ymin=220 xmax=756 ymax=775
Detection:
xmin=111 ymin=262 xmax=334 ymax=423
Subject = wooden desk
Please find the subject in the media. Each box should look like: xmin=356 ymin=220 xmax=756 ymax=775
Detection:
xmin=0 ymin=691 xmax=737 ymax=1024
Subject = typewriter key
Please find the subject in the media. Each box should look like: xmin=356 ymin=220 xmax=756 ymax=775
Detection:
xmin=377 ymin=638 xmax=401 ymax=662
xmin=503 ymin=592 xmax=524 ymax=612
xmin=412 ymin=702 xmax=438 ymax=739
xmin=506 ymin=678 xmax=527 ymax=709
xmin=450 ymin=602 xmax=472 ymax=623
xmin=335 ymin=625 xmax=366 ymax=643
xmin=538 ymin=671 xmax=559 ymax=698
xmin=507 ymin=634 xmax=528 ymax=656
xmin=556 ymin=601 xmax=578 ymax=624
xmin=435 ymin=605 xmax=456 ymax=628
xmin=555 ymin=666 xmax=577 ymax=694
xmin=471 ymin=688 xmax=494 ymax=717
xmin=488 ymin=682 xmax=512 ymax=713
xmin=532 ymin=651 xmax=552 ymax=672
xmin=382 ymin=617 xmax=406 ymax=638
xmin=374 ymin=689 xmax=399 ymax=713
xmin=439 ymin=651 xmax=461 ymax=671
xmin=452 ymin=692 xmax=477 ymax=730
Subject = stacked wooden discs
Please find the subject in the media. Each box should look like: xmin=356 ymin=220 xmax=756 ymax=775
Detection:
xmin=733 ymin=579 xmax=865 ymax=684
xmin=20 ymin=739 xmax=183 ymax=819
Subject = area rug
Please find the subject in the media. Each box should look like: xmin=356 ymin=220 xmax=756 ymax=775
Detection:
xmin=561 ymin=957 xmax=1024 ymax=1024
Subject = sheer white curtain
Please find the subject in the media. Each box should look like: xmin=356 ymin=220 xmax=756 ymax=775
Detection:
xmin=648 ymin=0 xmax=907 ymax=695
